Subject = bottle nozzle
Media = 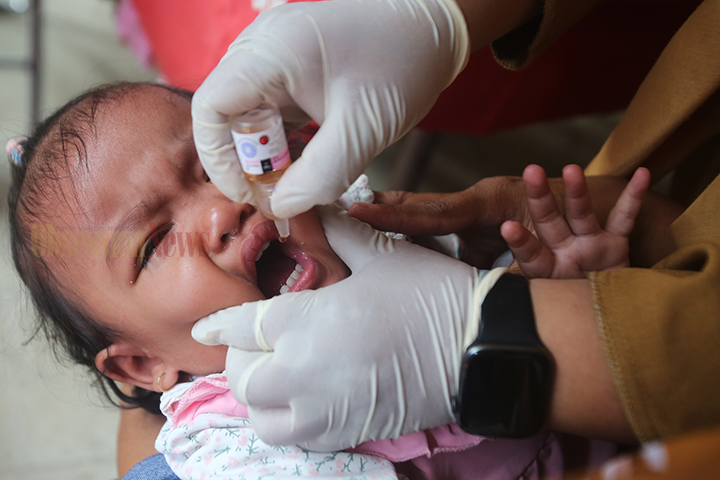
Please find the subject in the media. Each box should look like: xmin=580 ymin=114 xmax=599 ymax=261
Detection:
xmin=275 ymin=218 xmax=290 ymax=242
xmin=251 ymin=182 xmax=291 ymax=241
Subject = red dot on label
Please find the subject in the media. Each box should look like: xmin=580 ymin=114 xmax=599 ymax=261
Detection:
xmin=259 ymin=135 xmax=269 ymax=145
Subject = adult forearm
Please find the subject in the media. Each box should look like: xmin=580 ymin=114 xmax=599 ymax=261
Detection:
xmin=529 ymin=278 xmax=637 ymax=442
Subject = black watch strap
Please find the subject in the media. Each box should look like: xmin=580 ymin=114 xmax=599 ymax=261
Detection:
xmin=457 ymin=272 xmax=554 ymax=437
xmin=477 ymin=273 xmax=541 ymax=346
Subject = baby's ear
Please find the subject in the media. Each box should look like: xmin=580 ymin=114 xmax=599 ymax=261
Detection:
xmin=95 ymin=343 xmax=176 ymax=392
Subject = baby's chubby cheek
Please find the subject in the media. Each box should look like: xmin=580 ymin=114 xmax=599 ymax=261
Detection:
xmin=169 ymin=259 xmax=264 ymax=317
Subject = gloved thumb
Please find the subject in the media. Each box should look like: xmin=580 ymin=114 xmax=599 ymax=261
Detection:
xmin=191 ymin=89 xmax=256 ymax=204
xmin=271 ymin=109 xmax=377 ymax=218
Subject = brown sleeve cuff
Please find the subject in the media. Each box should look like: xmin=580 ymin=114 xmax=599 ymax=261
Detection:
xmin=492 ymin=0 xmax=602 ymax=69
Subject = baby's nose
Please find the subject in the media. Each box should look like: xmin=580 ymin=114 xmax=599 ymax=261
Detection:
xmin=203 ymin=199 xmax=253 ymax=254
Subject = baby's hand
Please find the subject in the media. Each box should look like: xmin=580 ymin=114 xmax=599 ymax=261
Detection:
xmin=501 ymin=164 xmax=650 ymax=279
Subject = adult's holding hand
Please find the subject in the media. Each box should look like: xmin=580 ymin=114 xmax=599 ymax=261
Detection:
xmin=192 ymin=0 xmax=473 ymax=219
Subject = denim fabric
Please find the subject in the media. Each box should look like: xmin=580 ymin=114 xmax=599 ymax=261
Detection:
xmin=122 ymin=454 xmax=179 ymax=480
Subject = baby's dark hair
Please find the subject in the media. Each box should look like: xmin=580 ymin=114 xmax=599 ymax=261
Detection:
xmin=7 ymin=81 xmax=193 ymax=414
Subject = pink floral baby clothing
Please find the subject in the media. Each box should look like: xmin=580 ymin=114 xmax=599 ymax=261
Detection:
xmin=156 ymin=373 xmax=617 ymax=480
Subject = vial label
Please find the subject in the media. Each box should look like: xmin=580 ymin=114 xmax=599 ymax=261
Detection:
xmin=232 ymin=122 xmax=290 ymax=176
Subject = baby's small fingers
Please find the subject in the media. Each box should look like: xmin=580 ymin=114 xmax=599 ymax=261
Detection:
xmin=606 ymin=167 xmax=650 ymax=237
xmin=523 ymin=165 xmax=572 ymax=247
xmin=562 ymin=165 xmax=602 ymax=236
xmin=501 ymin=220 xmax=554 ymax=279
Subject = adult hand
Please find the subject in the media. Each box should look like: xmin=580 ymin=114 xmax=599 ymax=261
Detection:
xmin=192 ymin=0 xmax=470 ymax=219
xmin=192 ymin=205 xmax=502 ymax=451
xmin=501 ymin=165 xmax=650 ymax=278
xmin=350 ymin=175 xmax=529 ymax=269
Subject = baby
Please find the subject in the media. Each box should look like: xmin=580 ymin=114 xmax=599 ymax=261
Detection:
xmin=8 ymin=82 xmax=617 ymax=480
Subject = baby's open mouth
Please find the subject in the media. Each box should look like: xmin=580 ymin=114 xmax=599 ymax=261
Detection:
xmin=255 ymin=240 xmax=312 ymax=298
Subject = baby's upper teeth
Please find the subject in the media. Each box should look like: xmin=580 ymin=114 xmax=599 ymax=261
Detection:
xmin=255 ymin=241 xmax=270 ymax=261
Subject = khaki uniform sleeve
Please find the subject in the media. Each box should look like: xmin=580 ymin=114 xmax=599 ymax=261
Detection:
xmin=582 ymin=0 xmax=720 ymax=441
xmin=589 ymin=175 xmax=720 ymax=441
xmin=491 ymin=0 xmax=602 ymax=69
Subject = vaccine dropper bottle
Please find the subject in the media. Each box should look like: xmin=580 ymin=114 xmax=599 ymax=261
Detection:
xmin=231 ymin=102 xmax=290 ymax=241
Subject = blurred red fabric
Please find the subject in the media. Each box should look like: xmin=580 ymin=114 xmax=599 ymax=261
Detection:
xmin=131 ymin=0 xmax=700 ymax=135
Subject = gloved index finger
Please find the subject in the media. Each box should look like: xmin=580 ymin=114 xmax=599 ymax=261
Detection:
xmin=192 ymin=302 xmax=271 ymax=351
xmin=192 ymin=45 xmax=269 ymax=122
xmin=192 ymin=100 xmax=254 ymax=204
xmin=191 ymin=51 xmax=271 ymax=204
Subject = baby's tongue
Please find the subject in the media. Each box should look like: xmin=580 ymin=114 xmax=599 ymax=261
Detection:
xmin=256 ymin=242 xmax=297 ymax=298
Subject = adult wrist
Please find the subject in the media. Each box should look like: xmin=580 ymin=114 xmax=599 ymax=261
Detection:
xmin=463 ymin=267 xmax=508 ymax=350
xmin=457 ymin=272 xmax=555 ymax=437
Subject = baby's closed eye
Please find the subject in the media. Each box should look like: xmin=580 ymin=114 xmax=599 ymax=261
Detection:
xmin=137 ymin=224 xmax=174 ymax=272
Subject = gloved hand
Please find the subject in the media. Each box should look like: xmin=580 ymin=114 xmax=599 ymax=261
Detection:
xmin=191 ymin=0 xmax=470 ymax=219
xmin=192 ymin=205 xmax=506 ymax=451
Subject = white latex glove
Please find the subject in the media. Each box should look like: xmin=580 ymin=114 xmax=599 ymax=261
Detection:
xmin=192 ymin=205 xmax=506 ymax=451
xmin=191 ymin=0 xmax=470 ymax=219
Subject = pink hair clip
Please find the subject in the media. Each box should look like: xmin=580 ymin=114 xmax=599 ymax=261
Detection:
xmin=6 ymin=137 xmax=28 ymax=167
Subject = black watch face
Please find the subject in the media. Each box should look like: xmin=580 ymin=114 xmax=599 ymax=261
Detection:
xmin=458 ymin=345 xmax=554 ymax=437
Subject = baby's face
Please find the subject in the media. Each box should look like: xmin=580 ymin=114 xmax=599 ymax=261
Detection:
xmin=48 ymin=86 xmax=349 ymax=382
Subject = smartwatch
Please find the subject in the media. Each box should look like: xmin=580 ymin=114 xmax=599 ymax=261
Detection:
xmin=456 ymin=273 xmax=555 ymax=437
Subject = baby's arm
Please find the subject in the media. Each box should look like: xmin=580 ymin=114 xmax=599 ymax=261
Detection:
xmin=501 ymin=164 xmax=650 ymax=279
